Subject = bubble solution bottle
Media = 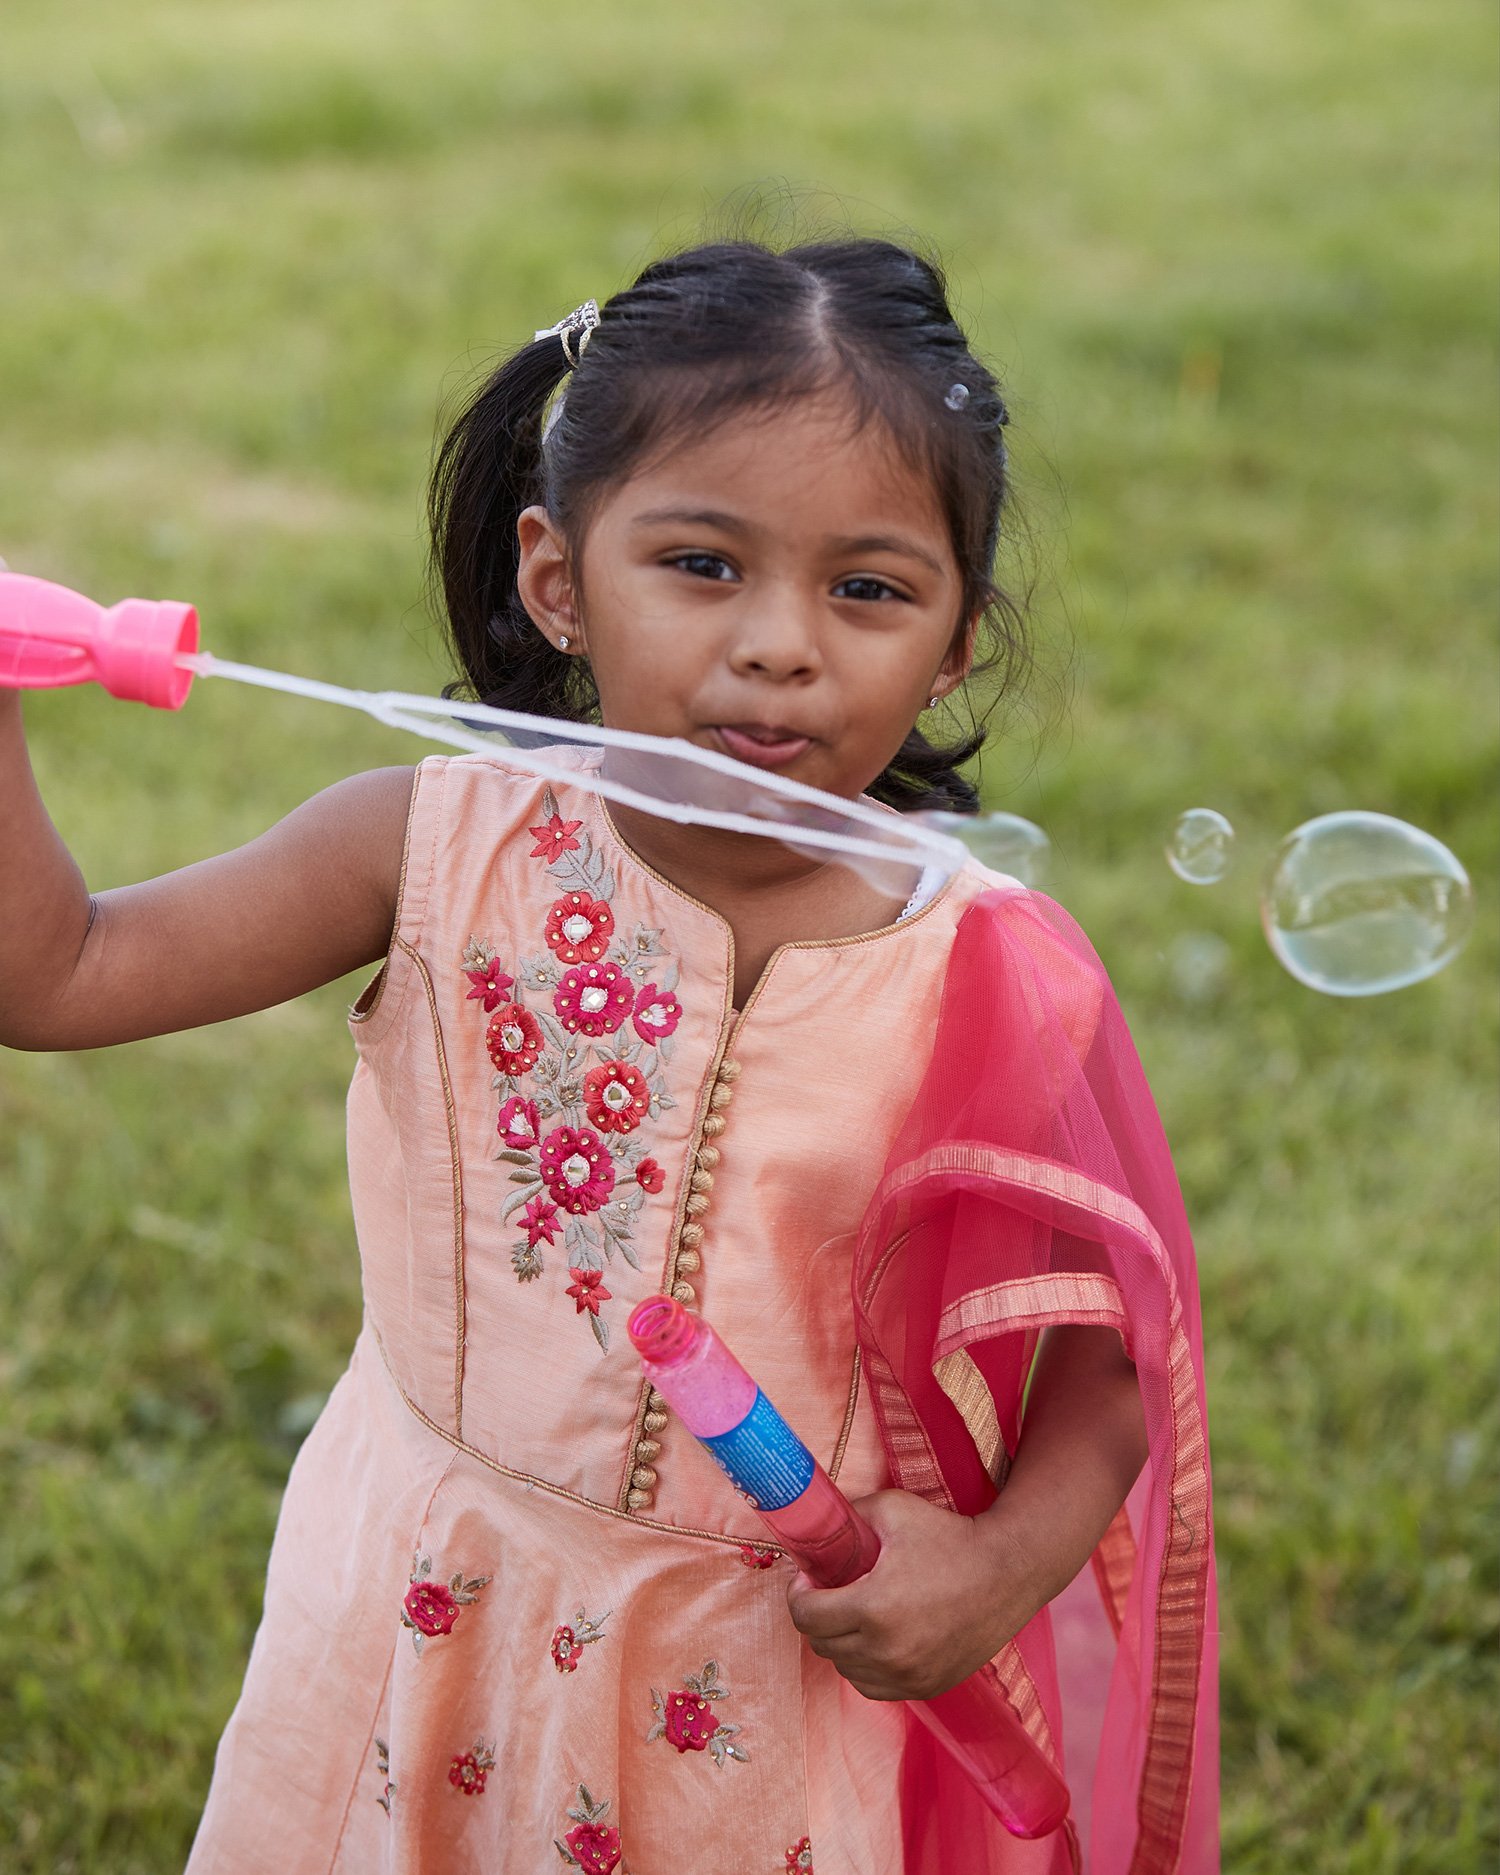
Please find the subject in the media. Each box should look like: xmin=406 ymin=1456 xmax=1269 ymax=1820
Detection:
xmin=0 ymin=572 xmax=197 ymax=709
xmin=627 ymin=1295 xmax=1071 ymax=1839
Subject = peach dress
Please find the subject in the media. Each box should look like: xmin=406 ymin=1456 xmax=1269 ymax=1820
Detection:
xmin=187 ymin=750 xmax=1067 ymax=1875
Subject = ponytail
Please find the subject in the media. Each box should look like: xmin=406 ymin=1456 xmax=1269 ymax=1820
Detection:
xmin=427 ymin=334 xmax=598 ymax=723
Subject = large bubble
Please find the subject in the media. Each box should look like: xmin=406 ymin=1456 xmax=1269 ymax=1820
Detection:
xmin=1167 ymin=809 xmax=1235 ymax=884
xmin=1260 ymin=812 xmax=1472 ymax=996
xmin=917 ymin=810 xmax=1051 ymax=888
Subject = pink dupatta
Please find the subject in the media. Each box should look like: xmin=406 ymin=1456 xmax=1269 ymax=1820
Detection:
xmin=853 ymin=888 xmax=1219 ymax=1873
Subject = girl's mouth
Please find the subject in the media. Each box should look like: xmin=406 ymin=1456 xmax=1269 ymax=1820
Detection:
xmin=714 ymin=724 xmax=814 ymax=770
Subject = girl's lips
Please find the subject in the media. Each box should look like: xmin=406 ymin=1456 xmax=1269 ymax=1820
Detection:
xmin=714 ymin=725 xmax=814 ymax=770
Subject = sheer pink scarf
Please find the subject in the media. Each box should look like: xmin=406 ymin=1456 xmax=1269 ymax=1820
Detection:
xmin=853 ymin=888 xmax=1219 ymax=1873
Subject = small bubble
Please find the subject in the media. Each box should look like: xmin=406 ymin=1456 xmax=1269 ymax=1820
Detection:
xmin=1167 ymin=932 xmax=1231 ymax=1005
xmin=917 ymin=810 xmax=1050 ymax=887
xmin=1261 ymin=811 xmax=1472 ymax=996
xmin=1446 ymin=1430 xmax=1480 ymax=1488
xmin=1167 ymin=809 xmax=1235 ymax=884
xmin=944 ymin=383 xmax=970 ymax=412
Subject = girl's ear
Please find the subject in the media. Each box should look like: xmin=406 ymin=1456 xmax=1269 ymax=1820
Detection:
xmin=516 ymin=506 xmax=585 ymax=654
xmin=930 ymin=609 xmax=980 ymax=704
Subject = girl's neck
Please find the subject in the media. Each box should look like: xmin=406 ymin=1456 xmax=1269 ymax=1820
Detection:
xmin=606 ymin=804 xmax=909 ymax=1009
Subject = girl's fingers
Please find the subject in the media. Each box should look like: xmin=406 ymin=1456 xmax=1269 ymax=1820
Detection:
xmin=785 ymin=1572 xmax=867 ymax=1640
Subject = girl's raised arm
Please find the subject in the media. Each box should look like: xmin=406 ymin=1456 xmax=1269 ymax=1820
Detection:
xmin=0 ymin=690 xmax=413 ymax=1051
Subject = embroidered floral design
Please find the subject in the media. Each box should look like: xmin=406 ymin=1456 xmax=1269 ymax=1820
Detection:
xmin=546 ymin=890 xmax=615 ymax=965
xmin=400 ymin=1553 xmax=491 ymax=1655
xmin=449 ymin=1739 xmax=496 ymax=1796
xmin=463 ymin=951 xmax=515 ymax=1013
xmin=540 ymin=1126 xmax=617 ymax=1214
xmin=497 ymin=1094 xmax=541 ymax=1149
xmin=567 ymin=1267 xmax=611 ymax=1318
xmin=555 ymin=1785 xmax=623 ymax=1873
xmin=487 ymin=1003 xmax=545 ymax=1075
xmin=551 ymin=1607 xmax=610 ymax=1672
xmin=555 ymin=961 xmax=634 ymax=1038
xmin=374 ymin=1736 xmax=395 ymax=1814
xmin=631 ymin=982 xmax=681 ymax=1045
xmin=785 ymin=1838 xmax=814 ymax=1873
xmin=464 ymin=787 xmax=683 ymax=1350
xmin=531 ymin=812 xmax=584 ymax=862
xmin=738 ymin=1544 xmax=778 ymax=1569
xmin=583 ymin=1060 xmax=650 ymax=1134
xmin=522 ymin=1195 xmax=561 ymax=1246
xmin=647 ymin=1660 xmax=749 ymax=1767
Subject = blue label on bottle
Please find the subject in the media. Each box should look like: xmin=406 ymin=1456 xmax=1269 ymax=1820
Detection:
xmin=700 ymin=1389 xmax=816 ymax=1511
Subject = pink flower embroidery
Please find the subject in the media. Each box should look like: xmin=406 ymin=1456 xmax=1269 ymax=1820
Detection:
xmin=449 ymin=1740 xmax=496 ymax=1795
xmin=487 ymin=1003 xmax=545 ymax=1075
xmin=545 ymin=890 xmax=615 ymax=966
xmin=562 ymin=1822 xmax=622 ymax=1874
xmin=738 ymin=1544 xmax=777 ymax=1569
xmin=464 ymin=956 xmax=514 ymax=1012
xmin=400 ymin=1554 xmax=490 ymax=1654
xmin=566 ymin=1267 xmax=611 ymax=1316
xmin=582 ymin=1060 xmax=650 ymax=1135
xmin=631 ymin=982 xmax=682 ymax=1044
xmin=540 ymin=1126 xmax=616 ymax=1214
xmin=647 ymin=1661 xmax=748 ymax=1766
xmin=554 ymin=962 xmax=634 ymax=1038
xmin=634 ymin=1157 xmax=665 ymax=1194
xmin=403 ymin=1579 xmax=459 ymax=1637
xmin=550 ymin=1607 xmax=608 ymax=1672
xmin=551 ymin=1624 xmax=581 ymax=1672
xmin=522 ymin=1196 xmax=561 ymax=1247
xmin=530 ymin=813 xmax=583 ymax=862
xmin=786 ymin=1838 xmax=814 ymax=1873
xmin=663 ymin=1689 xmax=718 ymax=1752
xmin=497 ymin=1094 xmax=541 ymax=1149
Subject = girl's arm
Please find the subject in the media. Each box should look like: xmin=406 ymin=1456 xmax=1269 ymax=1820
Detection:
xmin=786 ymin=1323 xmax=1147 ymax=1701
xmin=0 ymin=690 xmax=414 ymax=1051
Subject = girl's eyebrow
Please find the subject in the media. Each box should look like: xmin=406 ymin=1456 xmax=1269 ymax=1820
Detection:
xmin=630 ymin=507 xmax=946 ymax=577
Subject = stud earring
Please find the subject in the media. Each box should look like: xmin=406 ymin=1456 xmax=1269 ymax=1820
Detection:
xmin=558 ymin=635 xmax=571 ymax=651
xmin=928 ymin=695 xmax=940 ymax=710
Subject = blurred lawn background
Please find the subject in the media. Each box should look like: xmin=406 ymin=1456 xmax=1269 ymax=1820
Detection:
xmin=0 ymin=0 xmax=1496 ymax=1868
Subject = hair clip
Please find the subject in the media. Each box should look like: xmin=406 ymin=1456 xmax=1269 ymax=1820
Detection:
xmin=534 ymin=300 xmax=601 ymax=369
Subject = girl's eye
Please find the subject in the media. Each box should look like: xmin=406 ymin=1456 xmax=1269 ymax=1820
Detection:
xmin=668 ymin=552 xmax=738 ymax=582
xmin=834 ymin=576 xmax=904 ymax=603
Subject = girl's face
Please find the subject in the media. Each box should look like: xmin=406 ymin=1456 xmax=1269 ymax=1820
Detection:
xmin=517 ymin=390 xmax=973 ymax=803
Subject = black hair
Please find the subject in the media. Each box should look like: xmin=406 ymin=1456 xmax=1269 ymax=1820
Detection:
xmin=427 ymin=236 xmax=1030 ymax=812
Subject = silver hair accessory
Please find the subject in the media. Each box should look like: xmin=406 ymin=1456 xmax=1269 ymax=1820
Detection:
xmin=534 ymin=299 xmax=601 ymax=369
xmin=944 ymin=382 xmax=970 ymax=412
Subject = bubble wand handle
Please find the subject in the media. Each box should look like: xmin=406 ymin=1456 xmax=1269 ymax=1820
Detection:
xmin=0 ymin=572 xmax=198 ymax=710
xmin=625 ymin=1296 xmax=1070 ymax=1839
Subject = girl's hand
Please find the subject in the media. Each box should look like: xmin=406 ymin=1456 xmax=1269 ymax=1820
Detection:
xmin=784 ymin=1489 xmax=1039 ymax=1702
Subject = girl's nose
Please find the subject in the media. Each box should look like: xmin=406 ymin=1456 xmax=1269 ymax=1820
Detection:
xmin=726 ymin=594 xmax=822 ymax=683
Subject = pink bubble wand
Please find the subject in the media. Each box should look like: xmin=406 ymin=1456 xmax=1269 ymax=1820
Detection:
xmin=627 ymin=1295 xmax=1071 ymax=1840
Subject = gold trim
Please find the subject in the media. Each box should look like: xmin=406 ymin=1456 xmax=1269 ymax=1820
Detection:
xmin=937 ymin=1271 xmax=1128 ymax=1351
xmin=395 ymin=933 xmax=467 ymax=1436
xmin=349 ymin=761 xmax=428 ymax=1029
xmin=932 ymin=1347 xmax=1005 ymax=1483
xmin=374 ymin=1328 xmax=780 ymax=1558
xmin=827 ymin=1345 xmax=862 ymax=1485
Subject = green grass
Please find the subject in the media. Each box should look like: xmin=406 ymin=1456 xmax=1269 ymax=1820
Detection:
xmin=1 ymin=0 xmax=1496 ymax=1867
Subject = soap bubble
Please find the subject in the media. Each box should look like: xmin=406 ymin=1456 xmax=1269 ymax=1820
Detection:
xmin=1167 ymin=809 xmax=1235 ymax=884
xmin=1261 ymin=812 xmax=1472 ymax=996
xmin=918 ymin=810 xmax=1051 ymax=887
xmin=1167 ymin=931 xmax=1232 ymax=1005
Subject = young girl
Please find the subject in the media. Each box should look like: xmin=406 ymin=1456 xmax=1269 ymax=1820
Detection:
xmin=0 ymin=238 xmax=1217 ymax=1873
